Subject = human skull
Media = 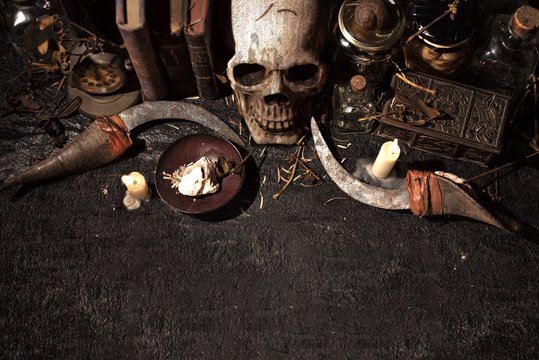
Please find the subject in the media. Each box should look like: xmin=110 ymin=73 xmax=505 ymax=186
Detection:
xmin=227 ymin=0 xmax=334 ymax=144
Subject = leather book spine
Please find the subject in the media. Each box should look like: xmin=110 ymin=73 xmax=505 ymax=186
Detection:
xmin=185 ymin=0 xmax=219 ymax=99
xmin=115 ymin=0 xmax=169 ymax=101
xmin=147 ymin=0 xmax=197 ymax=98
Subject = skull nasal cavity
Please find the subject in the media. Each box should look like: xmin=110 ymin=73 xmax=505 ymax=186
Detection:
xmin=264 ymin=93 xmax=289 ymax=106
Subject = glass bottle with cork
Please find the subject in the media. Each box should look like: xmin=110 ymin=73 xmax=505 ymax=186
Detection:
xmin=468 ymin=5 xmax=539 ymax=96
xmin=332 ymin=74 xmax=377 ymax=133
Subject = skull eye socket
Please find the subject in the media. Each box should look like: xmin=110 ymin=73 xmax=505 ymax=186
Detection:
xmin=285 ymin=64 xmax=320 ymax=86
xmin=233 ymin=63 xmax=266 ymax=86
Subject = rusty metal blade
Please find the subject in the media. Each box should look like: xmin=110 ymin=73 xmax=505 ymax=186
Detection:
xmin=118 ymin=101 xmax=244 ymax=145
xmin=311 ymin=117 xmax=409 ymax=210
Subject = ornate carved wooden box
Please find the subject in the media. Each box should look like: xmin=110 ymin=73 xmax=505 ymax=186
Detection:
xmin=376 ymin=72 xmax=512 ymax=166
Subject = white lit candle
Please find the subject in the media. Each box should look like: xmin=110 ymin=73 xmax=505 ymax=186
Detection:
xmin=371 ymin=139 xmax=401 ymax=179
xmin=121 ymin=172 xmax=150 ymax=200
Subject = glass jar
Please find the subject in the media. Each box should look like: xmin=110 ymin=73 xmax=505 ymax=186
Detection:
xmin=403 ymin=0 xmax=477 ymax=78
xmin=332 ymin=75 xmax=377 ymax=133
xmin=334 ymin=0 xmax=406 ymax=91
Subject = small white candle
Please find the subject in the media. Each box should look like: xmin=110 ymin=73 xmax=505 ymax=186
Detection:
xmin=371 ymin=139 xmax=401 ymax=179
xmin=121 ymin=172 xmax=150 ymax=200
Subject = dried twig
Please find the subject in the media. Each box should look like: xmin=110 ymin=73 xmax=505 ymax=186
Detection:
xmin=230 ymin=148 xmax=256 ymax=174
xmin=395 ymin=73 xmax=437 ymax=95
xmin=280 ymin=166 xmax=291 ymax=174
xmin=292 ymin=154 xmax=321 ymax=181
xmin=332 ymin=135 xmax=350 ymax=143
xmin=405 ymin=1 xmax=460 ymax=44
xmin=357 ymin=112 xmax=398 ymax=122
xmin=53 ymin=75 xmax=67 ymax=97
xmin=272 ymin=135 xmax=320 ymax=199
xmin=273 ymin=147 xmax=300 ymax=200
xmin=300 ymin=182 xmax=324 ymax=188
xmin=463 ymin=152 xmax=539 ymax=184
xmin=259 ymin=192 xmax=264 ymax=209
xmin=323 ymin=197 xmax=348 ymax=205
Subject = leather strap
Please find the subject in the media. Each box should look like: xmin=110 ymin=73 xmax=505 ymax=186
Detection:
xmin=96 ymin=115 xmax=132 ymax=157
xmin=406 ymin=170 xmax=443 ymax=217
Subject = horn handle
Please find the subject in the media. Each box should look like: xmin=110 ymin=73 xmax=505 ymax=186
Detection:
xmin=406 ymin=170 xmax=526 ymax=234
xmin=0 ymin=115 xmax=132 ymax=191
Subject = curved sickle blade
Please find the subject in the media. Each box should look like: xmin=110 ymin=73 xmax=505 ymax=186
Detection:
xmin=312 ymin=118 xmax=526 ymax=233
xmin=118 ymin=100 xmax=244 ymax=145
xmin=311 ymin=118 xmax=409 ymax=210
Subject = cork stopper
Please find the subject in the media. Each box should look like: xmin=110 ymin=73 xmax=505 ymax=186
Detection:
xmin=512 ymin=6 xmax=539 ymax=37
xmin=350 ymin=75 xmax=367 ymax=93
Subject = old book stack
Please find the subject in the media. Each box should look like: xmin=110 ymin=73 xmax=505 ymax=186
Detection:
xmin=116 ymin=0 xmax=169 ymax=100
xmin=116 ymin=0 xmax=219 ymax=100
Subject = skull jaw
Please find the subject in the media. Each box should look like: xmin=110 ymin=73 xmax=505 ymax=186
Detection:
xmin=236 ymin=92 xmax=312 ymax=145
xmin=245 ymin=119 xmax=306 ymax=145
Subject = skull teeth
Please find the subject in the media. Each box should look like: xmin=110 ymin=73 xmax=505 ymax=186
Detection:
xmin=249 ymin=108 xmax=293 ymax=133
xmin=246 ymin=101 xmax=297 ymax=133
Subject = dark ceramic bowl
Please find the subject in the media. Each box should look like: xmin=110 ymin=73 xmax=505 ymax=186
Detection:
xmin=155 ymin=134 xmax=245 ymax=214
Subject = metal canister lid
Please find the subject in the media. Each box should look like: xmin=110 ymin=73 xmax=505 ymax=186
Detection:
xmin=338 ymin=0 xmax=406 ymax=54
xmin=410 ymin=0 xmax=477 ymax=50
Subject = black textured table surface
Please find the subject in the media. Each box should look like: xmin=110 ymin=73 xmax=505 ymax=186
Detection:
xmin=1 ymin=34 xmax=538 ymax=359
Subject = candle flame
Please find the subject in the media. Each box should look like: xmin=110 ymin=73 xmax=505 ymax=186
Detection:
xmin=121 ymin=175 xmax=134 ymax=186
xmin=390 ymin=138 xmax=400 ymax=154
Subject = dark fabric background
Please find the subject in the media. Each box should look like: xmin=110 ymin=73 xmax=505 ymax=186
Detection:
xmin=1 ymin=16 xmax=539 ymax=360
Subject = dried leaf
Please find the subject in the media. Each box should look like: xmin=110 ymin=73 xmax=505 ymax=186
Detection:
xmin=15 ymin=93 xmax=41 ymax=110
xmin=56 ymin=96 xmax=82 ymax=119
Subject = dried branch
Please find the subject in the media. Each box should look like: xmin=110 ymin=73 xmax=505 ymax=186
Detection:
xmin=463 ymin=152 xmax=539 ymax=184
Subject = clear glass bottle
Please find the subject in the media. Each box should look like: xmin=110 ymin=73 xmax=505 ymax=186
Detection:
xmin=469 ymin=6 xmax=539 ymax=96
xmin=332 ymin=75 xmax=377 ymax=133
